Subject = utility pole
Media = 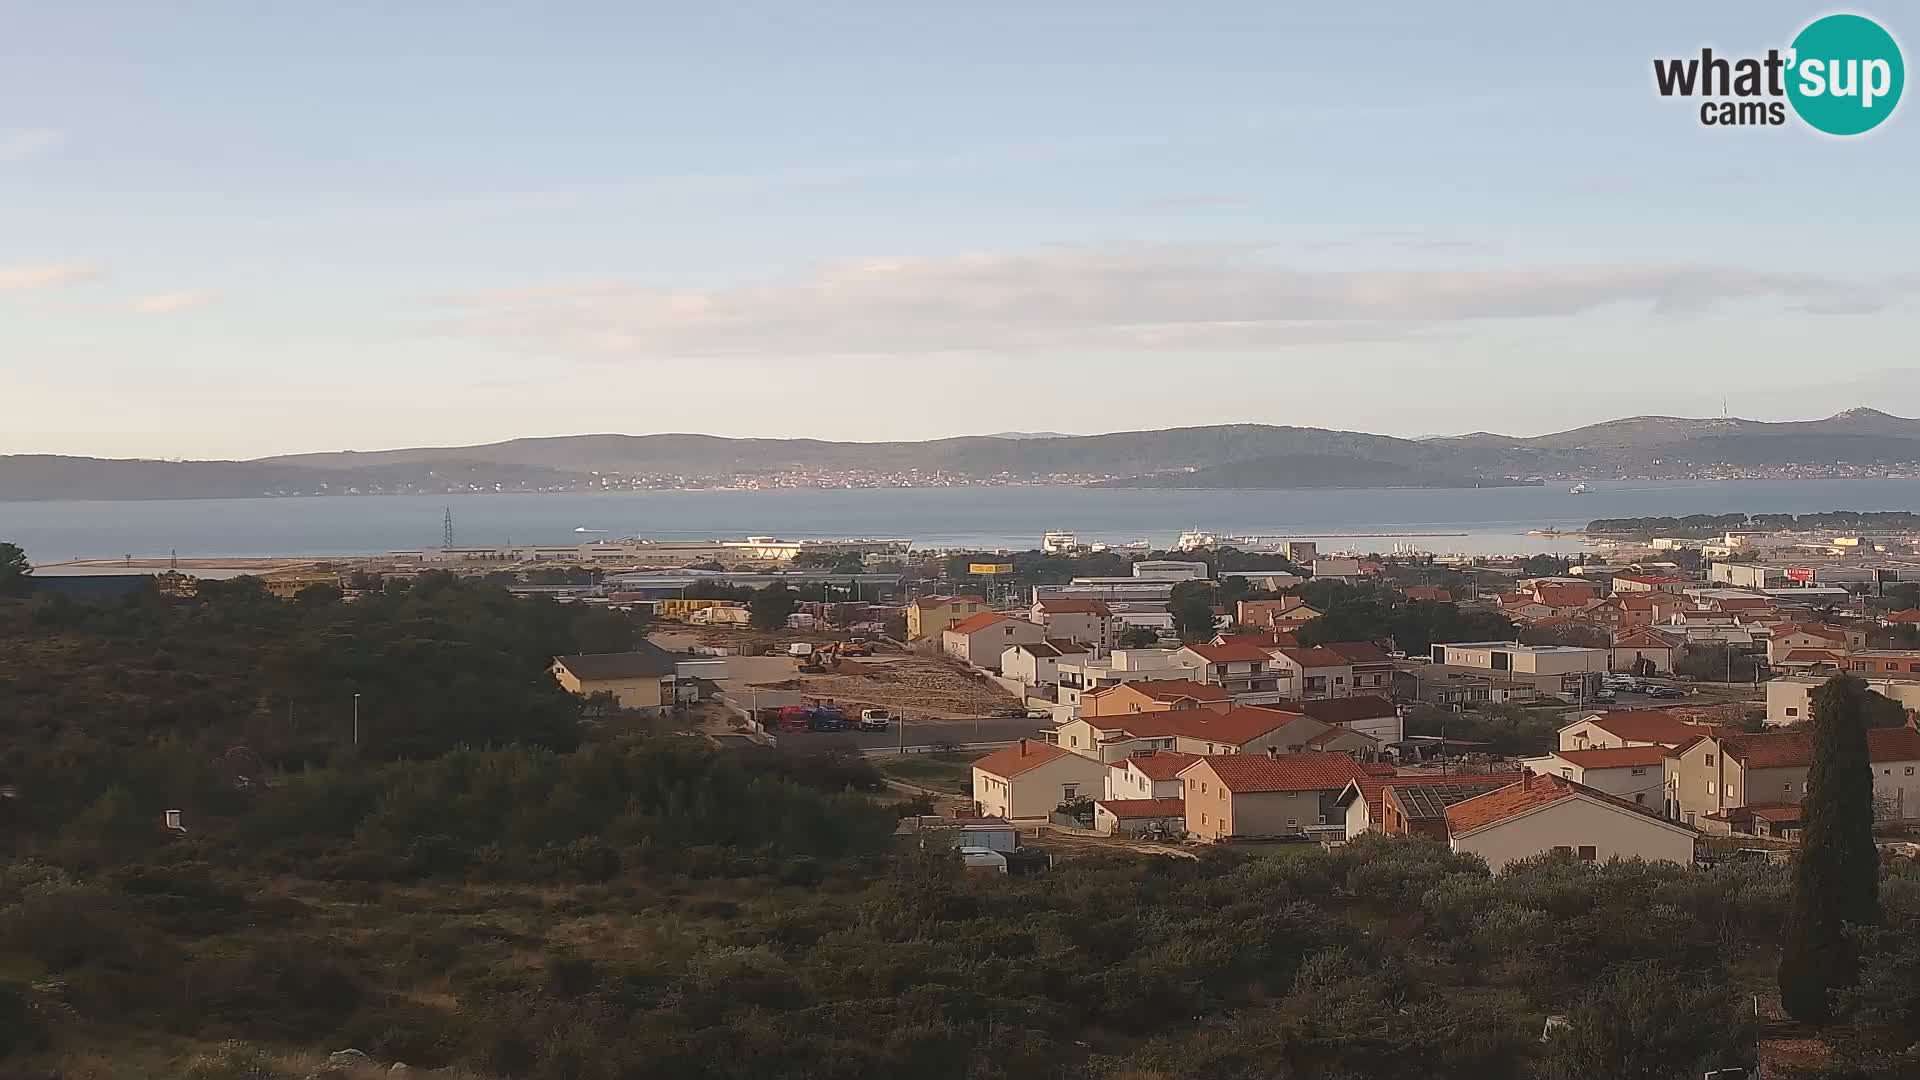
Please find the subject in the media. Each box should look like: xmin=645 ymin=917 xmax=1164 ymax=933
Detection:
xmin=352 ymin=693 xmax=361 ymax=747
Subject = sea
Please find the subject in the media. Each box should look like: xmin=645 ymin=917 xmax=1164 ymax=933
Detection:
xmin=6 ymin=478 xmax=1920 ymax=564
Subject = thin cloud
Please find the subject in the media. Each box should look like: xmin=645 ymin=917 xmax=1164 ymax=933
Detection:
xmin=0 ymin=128 xmax=63 ymax=164
xmin=428 ymin=246 xmax=1903 ymax=360
xmin=130 ymin=289 xmax=217 ymax=313
xmin=0 ymin=264 xmax=103 ymax=291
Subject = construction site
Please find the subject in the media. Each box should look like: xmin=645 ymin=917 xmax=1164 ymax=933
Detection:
xmin=650 ymin=627 xmax=1020 ymax=721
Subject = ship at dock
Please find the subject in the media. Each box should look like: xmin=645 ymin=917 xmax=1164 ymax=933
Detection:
xmin=394 ymin=535 xmax=913 ymax=569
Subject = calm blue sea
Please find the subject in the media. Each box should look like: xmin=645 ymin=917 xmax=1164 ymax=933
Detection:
xmin=6 ymin=479 xmax=1920 ymax=563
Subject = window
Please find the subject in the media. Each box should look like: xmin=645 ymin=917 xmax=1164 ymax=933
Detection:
xmin=1286 ymin=819 xmax=1297 ymax=829
xmin=1706 ymin=781 xmax=1716 ymax=795
xmin=1785 ymin=783 xmax=1793 ymax=792
xmin=1069 ymin=735 xmax=1078 ymax=747
xmin=1907 ymin=767 xmax=1915 ymax=776
xmin=1578 ymin=846 xmax=1597 ymax=861
xmin=1062 ymin=785 xmax=1077 ymax=800
xmin=1786 ymin=707 xmax=1798 ymax=716
xmin=1630 ymin=767 xmax=1646 ymax=776
xmin=1218 ymin=788 xmax=1225 ymax=801
xmin=1634 ymin=793 xmax=1646 ymax=805
xmin=1200 ymin=812 xmax=1208 ymax=825
xmin=1561 ymin=768 xmax=1573 ymax=779
xmin=1705 ymin=754 xmax=1714 ymax=766
xmin=1552 ymin=845 xmax=1573 ymax=855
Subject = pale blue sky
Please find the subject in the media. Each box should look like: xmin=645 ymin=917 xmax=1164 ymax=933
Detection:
xmin=4 ymin=2 xmax=1915 ymax=458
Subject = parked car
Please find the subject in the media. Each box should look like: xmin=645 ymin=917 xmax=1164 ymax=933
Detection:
xmin=1024 ymin=708 xmax=1052 ymax=720
xmin=1644 ymin=685 xmax=1685 ymax=699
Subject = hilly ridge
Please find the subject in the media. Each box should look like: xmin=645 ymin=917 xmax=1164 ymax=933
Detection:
xmin=3 ymin=408 xmax=1917 ymax=500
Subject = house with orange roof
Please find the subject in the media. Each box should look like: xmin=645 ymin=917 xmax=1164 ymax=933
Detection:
xmin=1612 ymin=574 xmax=1690 ymax=594
xmin=1029 ymin=598 xmax=1121 ymax=648
xmin=1557 ymin=709 xmax=1727 ymax=753
xmin=1092 ymin=797 xmax=1187 ymax=837
xmin=1291 ymin=695 xmax=1404 ymax=744
xmin=941 ymin=611 xmax=1046 ymax=671
xmin=1610 ymin=628 xmax=1683 ymax=675
xmin=971 ymin=738 xmax=1113 ymax=820
xmin=1175 ymin=641 xmax=1286 ymax=701
xmin=1335 ymin=770 xmax=1526 ymax=838
xmin=1519 ymin=745 xmax=1672 ymax=808
xmin=1057 ymin=706 xmax=1332 ymax=763
xmin=999 ymin=639 xmax=1089 ymax=687
xmin=1665 ymin=723 xmax=1920 ymax=825
xmin=1764 ymin=622 xmax=1860 ymax=664
xmin=1080 ymin=678 xmax=1231 ymax=718
xmin=1400 ymin=585 xmax=1453 ymax=603
xmin=907 ymin=594 xmax=987 ymax=640
xmin=1103 ymin=749 xmax=1199 ymax=801
xmin=1179 ymin=753 xmax=1366 ymax=841
xmin=1268 ymin=646 xmax=1357 ymax=700
xmin=1321 ymin=641 xmax=1396 ymax=694
xmin=1443 ymin=772 xmax=1699 ymax=871
xmin=1882 ymin=608 xmax=1920 ymax=627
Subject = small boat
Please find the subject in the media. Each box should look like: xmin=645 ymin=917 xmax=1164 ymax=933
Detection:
xmin=1568 ymin=483 xmax=1591 ymax=495
xmin=574 ymin=527 xmax=607 ymax=533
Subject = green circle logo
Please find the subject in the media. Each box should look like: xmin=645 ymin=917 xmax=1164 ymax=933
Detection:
xmin=1787 ymin=14 xmax=1904 ymax=135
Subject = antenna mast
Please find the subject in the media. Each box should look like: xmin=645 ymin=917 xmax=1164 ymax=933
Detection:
xmin=443 ymin=507 xmax=455 ymax=547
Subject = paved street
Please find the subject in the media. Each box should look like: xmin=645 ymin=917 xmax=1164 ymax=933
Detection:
xmin=784 ymin=716 xmax=1044 ymax=754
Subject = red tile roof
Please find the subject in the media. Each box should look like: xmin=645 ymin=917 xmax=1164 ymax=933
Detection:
xmin=971 ymin=738 xmax=1076 ymax=779
xmin=1185 ymin=752 xmax=1364 ymax=794
xmin=1780 ymin=648 xmax=1847 ymax=664
xmin=1612 ymin=629 xmax=1682 ymax=650
xmin=1717 ymin=725 xmax=1920 ymax=770
xmin=1533 ymin=584 xmax=1599 ymax=608
xmin=1307 ymin=726 xmax=1377 ymax=748
xmin=1444 ymin=772 xmax=1685 ymax=836
xmin=1549 ymin=745 xmax=1672 ymax=769
xmin=1121 ymin=750 xmax=1200 ymax=780
xmin=1401 ymin=586 xmax=1453 ymax=602
xmin=946 ymin=611 xmax=1012 ymax=635
xmin=1036 ymin=598 xmax=1113 ymax=616
xmin=1095 ymin=797 xmax=1187 ymax=820
xmin=1617 ymin=574 xmax=1685 ymax=586
xmin=1777 ymin=622 xmax=1848 ymax=642
xmin=1340 ymin=771 xmax=1525 ymax=824
xmin=1105 ymin=707 xmax=1309 ymax=746
xmin=1886 ymin=609 xmax=1920 ymax=625
xmin=1089 ymin=678 xmax=1230 ymax=704
xmin=1183 ymin=641 xmax=1276 ymax=663
xmin=1273 ymin=646 xmax=1353 ymax=668
xmin=1324 ymin=641 xmax=1393 ymax=664
xmin=1577 ymin=710 xmax=1727 ymax=747
xmin=1705 ymin=802 xmax=1802 ymax=824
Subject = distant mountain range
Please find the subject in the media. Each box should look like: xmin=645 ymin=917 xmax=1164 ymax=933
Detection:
xmin=4 ymin=409 xmax=1919 ymax=501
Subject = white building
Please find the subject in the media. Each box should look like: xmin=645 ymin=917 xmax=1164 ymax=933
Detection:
xmin=1443 ymin=773 xmax=1699 ymax=872
xmin=1767 ymin=674 xmax=1920 ymax=727
xmin=1518 ymin=746 xmax=1671 ymax=809
xmin=1000 ymin=640 xmax=1089 ymax=687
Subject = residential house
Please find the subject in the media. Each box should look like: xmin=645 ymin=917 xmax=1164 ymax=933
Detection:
xmin=1268 ymin=646 xmax=1356 ymax=700
xmin=1291 ymin=695 xmax=1404 ymax=744
xmin=1586 ymin=593 xmax=1663 ymax=633
xmin=1612 ymin=574 xmax=1690 ymax=594
xmin=1400 ymin=585 xmax=1453 ymax=603
xmin=907 ymin=594 xmax=987 ymax=640
xmin=1392 ymin=664 xmax=1543 ymax=707
xmin=551 ymin=645 xmax=678 ymax=715
xmin=1846 ymin=649 xmax=1920 ymax=680
xmin=1774 ymin=648 xmax=1849 ymax=676
xmin=1180 ymin=753 xmax=1366 ymax=841
xmin=942 ymin=613 xmax=1046 ymax=671
xmin=1665 ymin=723 xmax=1920 ymax=825
xmin=1054 ymin=648 xmax=1203 ymax=708
xmin=1322 ymin=641 xmax=1396 ymax=694
xmin=1080 ymin=678 xmax=1231 ymax=718
xmin=1444 ymin=772 xmax=1700 ymax=872
xmin=1092 ymin=797 xmax=1186 ymax=836
xmin=1520 ymin=745 xmax=1671 ymax=810
xmin=1767 ymin=674 xmax=1920 ymax=726
xmin=1700 ymin=803 xmax=1802 ymax=839
xmin=1305 ymin=725 xmax=1383 ymax=759
xmin=1000 ymin=639 xmax=1088 ymax=687
xmin=1429 ymin=641 xmax=1606 ymax=699
xmin=1766 ymin=622 xmax=1856 ymax=664
xmin=1336 ymin=770 xmax=1525 ymax=838
xmin=1057 ymin=706 xmax=1332 ymax=762
xmin=971 ymin=739 xmax=1113 ymax=820
xmin=1030 ymin=598 xmax=1120 ymax=648
xmin=1557 ymin=710 xmax=1726 ymax=752
xmin=1237 ymin=597 xmax=1316 ymax=631
xmin=1882 ymin=609 xmax=1920 ymax=627
xmin=1104 ymin=749 xmax=1199 ymax=800
xmin=1176 ymin=641 xmax=1286 ymax=702
xmin=1611 ymin=628 xmax=1684 ymax=674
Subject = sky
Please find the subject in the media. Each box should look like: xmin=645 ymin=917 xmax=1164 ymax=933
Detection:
xmin=4 ymin=2 xmax=1918 ymax=460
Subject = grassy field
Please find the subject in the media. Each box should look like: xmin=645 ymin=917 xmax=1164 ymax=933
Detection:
xmin=875 ymin=750 xmax=984 ymax=794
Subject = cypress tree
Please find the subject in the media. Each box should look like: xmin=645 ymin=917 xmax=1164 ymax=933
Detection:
xmin=1778 ymin=674 xmax=1881 ymax=1022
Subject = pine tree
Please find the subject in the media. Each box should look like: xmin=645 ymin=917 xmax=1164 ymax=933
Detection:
xmin=1778 ymin=674 xmax=1881 ymax=1022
